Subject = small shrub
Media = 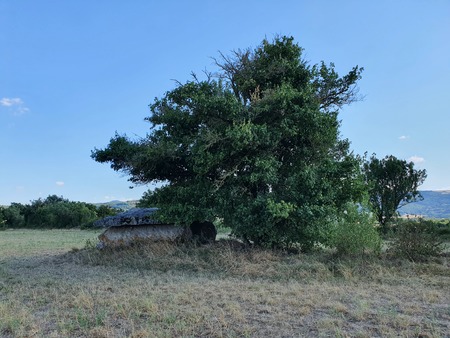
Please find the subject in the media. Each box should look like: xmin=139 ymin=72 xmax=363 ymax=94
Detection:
xmin=436 ymin=220 xmax=450 ymax=240
xmin=390 ymin=218 xmax=444 ymax=261
xmin=328 ymin=204 xmax=381 ymax=257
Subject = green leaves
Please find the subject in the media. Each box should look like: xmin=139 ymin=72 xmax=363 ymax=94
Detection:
xmin=93 ymin=36 xmax=365 ymax=250
xmin=363 ymin=155 xmax=427 ymax=232
xmin=328 ymin=203 xmax=381 ymax=257
xmin=0 ymin=195 xmax=102 ymax=229
xmin=266 ymin=199 xmax=295 ymax=219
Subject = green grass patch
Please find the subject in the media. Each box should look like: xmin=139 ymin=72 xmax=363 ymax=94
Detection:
xmin=0 ymin=229 xmax=101 ymax=259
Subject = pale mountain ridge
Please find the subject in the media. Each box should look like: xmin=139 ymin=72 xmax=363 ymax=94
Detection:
xmin=95 ymin=200 xmax=138 ymax=211
xmin=398 ymin=190 xmax=450 ymax=219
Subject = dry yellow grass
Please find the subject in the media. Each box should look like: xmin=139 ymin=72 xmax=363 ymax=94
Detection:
xmin=0 ymin=229 xmax=449 ymax=337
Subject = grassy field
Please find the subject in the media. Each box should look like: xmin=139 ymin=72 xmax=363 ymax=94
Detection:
xmin=0 ymin=229 xmax=449 ymax=337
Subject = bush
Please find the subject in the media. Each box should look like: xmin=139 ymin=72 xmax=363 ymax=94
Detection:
xmin=1 ymin=195 xmax=110 ymax=229
xmin=1 ymin=204 xmax=25 ymax=228
xmin=436 ymin=219 xmax=450 ymax=240
xmin=328 ymin=204 xmax=381 ymax=257
xmin=390 ymin=218 xmax=444 ymax=261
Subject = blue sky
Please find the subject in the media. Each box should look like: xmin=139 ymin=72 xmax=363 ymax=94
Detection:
xmin=1 ymin=0 xmax=449 ymax=205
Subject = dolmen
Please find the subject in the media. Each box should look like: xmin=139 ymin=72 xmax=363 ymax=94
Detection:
xmin=94 ymin=208 xmax=217 ymax=248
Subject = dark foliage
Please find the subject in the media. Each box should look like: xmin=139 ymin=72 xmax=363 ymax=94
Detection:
xmin=363 ymin=154 xmax=427 ymax=233
xmin=93 ymin=36 xmax=365 ymax=250
xmin=390 ymin=218 xmax=444 ymax=261
xmin=0 ymin=195 xmax=118 ymax=229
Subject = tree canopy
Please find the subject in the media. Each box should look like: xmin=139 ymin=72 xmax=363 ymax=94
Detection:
xmin=363 ymin=155 xmax=427 ymax=233
xmin=92 ymin=36 xmax=365 ymax=249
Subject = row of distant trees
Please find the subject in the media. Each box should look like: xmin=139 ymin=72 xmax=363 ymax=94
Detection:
xmin=0 ymin=195 xmax=118 ymax=229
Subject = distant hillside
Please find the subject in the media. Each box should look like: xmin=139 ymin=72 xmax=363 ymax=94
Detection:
xmin=95 ymin=200 xmax=138 ymax=211
xmin=399 ymin=190 xmax=450 ymax=219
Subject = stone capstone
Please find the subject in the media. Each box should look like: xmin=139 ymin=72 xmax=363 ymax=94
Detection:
xmin=94 ymin=208 xmax=162 ymax=228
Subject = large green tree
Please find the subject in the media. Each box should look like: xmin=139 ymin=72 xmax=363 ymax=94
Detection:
xmin=92 ymin=36 xmax=365 ymax=250
xmin=363 ymin=154 xmax=427 ymax=233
